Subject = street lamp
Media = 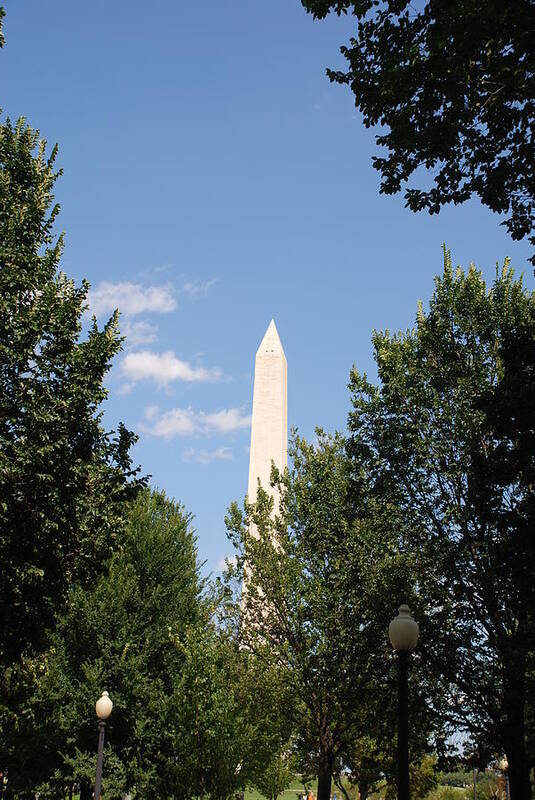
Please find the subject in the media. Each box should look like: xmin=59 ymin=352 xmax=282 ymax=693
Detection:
xmin=94 ymin=691 xmax=113 ymax=800
xmin=389 ymin=604 xmax=419 ymax=800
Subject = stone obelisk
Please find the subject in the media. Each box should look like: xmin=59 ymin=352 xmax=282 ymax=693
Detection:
xmin=247 ymin=319 xmax=287 ymax=511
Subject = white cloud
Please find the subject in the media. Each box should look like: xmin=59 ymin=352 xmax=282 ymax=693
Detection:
xmin=183 ymin=447 xmax=233 ymax=465
xmin=121 ymin=350 xmax=221 ymax=387
xmin=200 ymin=408 xmax=252 ymax=433
xmin=121 ymin=320 xmax=158 ymax=346
xmin=144 ymin=408 xmax=197 ymax=437
xmin=140 ymin=405 xmax=251 ymax=439
xmin=117 ymin=381 xmax=134 ymax=396
xmin=182 ymin=279 xmax=216 ymax=297
xmin=144 ymin=405 xmax=160 ymax=421
xmin=87 ymin=282 xmax=177 ymax=317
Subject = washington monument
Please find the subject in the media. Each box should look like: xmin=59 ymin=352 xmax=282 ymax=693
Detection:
xmin=247 ymin=319 xmax=287 ymax=510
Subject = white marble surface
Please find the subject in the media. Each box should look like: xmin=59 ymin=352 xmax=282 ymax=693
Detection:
xmin=247 ymin=319 xmax=288 ymax=510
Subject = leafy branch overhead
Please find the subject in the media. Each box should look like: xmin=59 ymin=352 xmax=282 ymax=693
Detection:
xmin=301 ymin=0 xmax=535 ymax=262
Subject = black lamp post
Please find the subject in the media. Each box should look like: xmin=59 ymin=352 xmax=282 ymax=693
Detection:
xmin=389 ymin=605 xmax=419 ymax=800
xmin=94 ymin=691 xmax=113 ymax=800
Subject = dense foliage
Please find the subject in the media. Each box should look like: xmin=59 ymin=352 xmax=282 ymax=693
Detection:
xmin=301 ymin=1 xmax=535 ymax=263
xmin=0 ymin=118 xmax=143 ymax=668
xmin=225 ymin=433 xmax=435 ymax=800
xmin=347 ymin=251 xmax=535 ymax=800
xmin=1 ymin=489 xmax=202 ymax=796
xmin=253 ymin=749 xmax=297 ymax=800
xmin=2 ymin=489 xmax=293 ymax=799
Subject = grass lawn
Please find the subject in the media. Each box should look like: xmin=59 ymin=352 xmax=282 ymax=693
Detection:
xmin=245 ymin=779 xmax=318 ymax=800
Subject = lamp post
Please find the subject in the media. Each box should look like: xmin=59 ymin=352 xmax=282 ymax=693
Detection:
xmin=389 ymin=604 xmax=419 ymax=800
xmin=94 ymin=691 xmax=113 ymax=800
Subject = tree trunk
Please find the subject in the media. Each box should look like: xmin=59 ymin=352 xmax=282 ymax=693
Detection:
xmin=317 ymin=767 xmax=333 ymax=800
xmin=504 ymin=723 xmax=531 ymax=800
xmin=317 ymin=737 xmax=334 ymax=800
xmin=503 ymin=660 xmax=531 ymax=800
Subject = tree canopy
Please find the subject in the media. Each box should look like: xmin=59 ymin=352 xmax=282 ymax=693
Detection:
xmin=0 ymin=118 xmax=143 ymax=671
xmin=348 ymin=249 xmax=535 ymax=800
xmin=225 ymin=432 xmax=435 ymax=800
xmin=301 ymin=0 xmax=535 ymax=262
xmin=2 ymin=488 xmax=293 ymax=799
xmin=1 ymin=488 xmax=205 ymax=797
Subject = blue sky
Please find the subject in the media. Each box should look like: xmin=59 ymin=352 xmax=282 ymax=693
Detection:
xmin=4 ymin=1 xmax=532 ymax=574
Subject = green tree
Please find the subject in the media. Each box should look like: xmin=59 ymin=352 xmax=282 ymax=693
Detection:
xmin=347 ymin=250 xmax=535 ymax=800
xmin=336 ymin=735 xmax=389 ymax=800
xmin=474 ymin=772 xmax=502 ymax=800
xmin=300 ymin=1 xmax=535 ymax=263
xmin=7 ymin=488 xmax=286 ymax=800
xmin=409 ymin=755 xmax=438 ymax=800
xmin=4 ymin=488 xmax=206 ymax=798
xmin=225 ymin=432 xmax=434 ymax=800
xmin=170 ymin=627 xmax=292 ymax=800
xmin=0 ymin=117 xmax=142 ymax=672
xmin=253 ymin=748 xmax=297 ymax=800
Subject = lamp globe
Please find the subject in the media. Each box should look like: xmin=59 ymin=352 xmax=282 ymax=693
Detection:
xmin=95 ymin=690 xmax=113 ymax=720
xmin=389 ymin=604 xmax=419 ymax=652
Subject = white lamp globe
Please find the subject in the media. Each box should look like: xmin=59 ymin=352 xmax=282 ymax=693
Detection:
xmin=95 ymin=690 xmax=113 ymax=720
xmin=388 ymin=604 xmax=419 ymax=652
